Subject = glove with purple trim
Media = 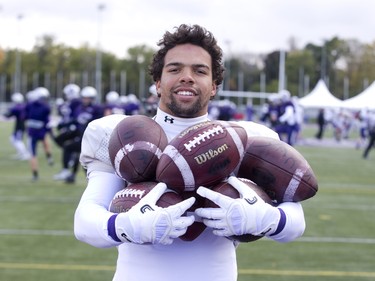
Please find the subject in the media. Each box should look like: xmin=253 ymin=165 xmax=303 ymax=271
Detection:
xmin=195 ymin=176 xmax=280 ymax=237
xmin=114 ymin=182 xmax=196 ymax=245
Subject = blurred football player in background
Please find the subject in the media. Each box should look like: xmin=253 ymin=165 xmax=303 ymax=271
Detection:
xmin=355 ymin=108 xmax=369 ymax=149
xmin=123 ymin=93 xmax=141 ymax=115
xmin=3 ymin=92 xmax=30 ymax=160
xmin=315 ymin=108 xmax=326 ymax=140
xmin=53 ymin=83 xmax=82 ymax=181
xmin=363 ymin=109 xmax=375 ymax=159
xmin=103 ymin=91 xmax=124 ymax=116
xmin=275 ymin=90 xmax=296 ymax=146
xmin=24 ymin=87 xmax=54 ymax=181
xmin=143 ymin=84 xmax=159 ymax=116
xmin=74 ymin=24 xmax=307 ymax=281
xmin=259 ymin=93 xmax=281 ymax=130
xmin=58 ymin=86 xmax=103 ymax=183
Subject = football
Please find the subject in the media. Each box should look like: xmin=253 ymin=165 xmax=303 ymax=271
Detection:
xmin=156 ymin=120 xmax=247 ymax=193
xmin=109 ymin=182 xmax=204 ymax=242
xmin=108 ymin=115 xmax=168 ymax=183
xmin=109 ymin=181 xmax=182 ymax=213
xmin=205 ymin=178 xmax=275 ymax=242
xmin=235 ymin=136 xmax=318 ymax=203
xmin=179 ymin=191 xmax=207 ymax=242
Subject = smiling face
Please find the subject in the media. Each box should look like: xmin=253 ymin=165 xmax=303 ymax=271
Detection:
xmin=156 ymin=44 xmax=217 ymax=118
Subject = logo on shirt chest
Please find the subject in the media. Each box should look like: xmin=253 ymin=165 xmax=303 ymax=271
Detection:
xmin=164 ymin=116 xmax=174 ymax=124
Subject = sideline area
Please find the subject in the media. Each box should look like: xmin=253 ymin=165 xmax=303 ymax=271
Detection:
xmin=297 ymin=137 xmax=358 ymax=148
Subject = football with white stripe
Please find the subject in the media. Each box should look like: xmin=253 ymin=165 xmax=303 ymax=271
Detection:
xmin=235 ymin=136 xmax=318 ymax=203
xmin=109 ymin=181 xmax=182 ymax=213
xmin=108 ymin=115 xmax=168 ymax=183
xmin=205 ymin=178 xmax=276 ymax=242
xmin=109 ymin=182 xmax=204 ymax=242
xmin=156 ymin=121 xmax=247 ymax=193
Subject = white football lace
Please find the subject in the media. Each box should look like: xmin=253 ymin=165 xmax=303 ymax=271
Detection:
xmin=115 ymin=188 xmax=146 ymax=199
xmin=184 ymin=125 xmax=224 ymax=152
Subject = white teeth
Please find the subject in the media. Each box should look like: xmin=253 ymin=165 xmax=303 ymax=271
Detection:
xmin=177 ymin=91 xmax=194 ymax=96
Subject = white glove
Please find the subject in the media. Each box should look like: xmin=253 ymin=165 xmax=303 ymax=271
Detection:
xmin=114 ymin=182 xmax=195 ymax=245
xmin=195 ymin=176 xmax=280 ymax=237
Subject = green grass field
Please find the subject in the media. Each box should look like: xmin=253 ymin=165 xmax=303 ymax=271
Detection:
xmin=0 ymin=119 xmax=374 ymax=281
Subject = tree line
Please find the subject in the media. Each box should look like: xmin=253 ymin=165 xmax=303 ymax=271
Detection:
xmin=0 ymin=34 xmax=374 ymax=103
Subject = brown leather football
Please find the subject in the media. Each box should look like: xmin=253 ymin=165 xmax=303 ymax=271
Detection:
xmin=236 ymin=136 xmax=318 ymax=203
xmin=205 ymin=178 xmax=275 ymax=242
xmin=108 ymin=115 xmax=168 ymax=183
xmin=156 ymin=120 xmax=247 ymax=193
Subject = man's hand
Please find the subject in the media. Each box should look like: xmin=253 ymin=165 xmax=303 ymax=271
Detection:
xmin=114 ymin=183 xmax=196 ymax=245
xmin=195 ymin=176 xmax=280 ymax=237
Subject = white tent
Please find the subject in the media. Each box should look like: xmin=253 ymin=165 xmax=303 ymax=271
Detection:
xmin=298 ymin=79 xmax=343 ymax=108
xmin=341 ymin=81 xmax=375 ymax=110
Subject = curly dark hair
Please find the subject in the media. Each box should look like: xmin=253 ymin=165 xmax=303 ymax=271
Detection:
xmin=149 ymin=24 xmax=224 ymax=87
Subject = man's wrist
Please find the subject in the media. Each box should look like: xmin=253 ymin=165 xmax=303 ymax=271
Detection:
xmin=107 ymin=214 xmax=121 ymax=242
xmin=269 ymin=208 xmax=286 ymax=237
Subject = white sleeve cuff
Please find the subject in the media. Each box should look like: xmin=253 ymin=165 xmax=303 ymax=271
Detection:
xmin=268 ymin=202 xmax=305 ymax=243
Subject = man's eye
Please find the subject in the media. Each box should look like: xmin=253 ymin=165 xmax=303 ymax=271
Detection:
xmin=196 ymin=69 xmax=207 ymax=75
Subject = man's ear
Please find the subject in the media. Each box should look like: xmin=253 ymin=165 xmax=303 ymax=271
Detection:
xmin=210 ymin=83 xmax=217 ymax=100
xmin=156 ymin=81 xmax=161 ymax=97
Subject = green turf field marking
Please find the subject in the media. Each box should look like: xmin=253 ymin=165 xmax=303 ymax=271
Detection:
xmin=0 ymin=262 xmax=374 ymax=278
xmin=238 ymin=269 xmax=375 ymax=277
xmin=0 ymin=196 xmax=78 ymax=203
xmin=317 ymin=188 xmax=375 ymax=195
xmin=1 ymin=229 xmax=375 ymax=244
xmin=298 ymin=236 xmax=375 ymax=244
xmin=0 ymin=229 xmax=72 ymax=236
xmin=304 ymin=204 xmax=375 ymax=211
xmin=0 ymin=262 xmax=114 ymax=271
xmin=322 ymin=183 xmax=375 ymax=189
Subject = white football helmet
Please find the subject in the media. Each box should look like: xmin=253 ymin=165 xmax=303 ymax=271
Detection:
xmin=55 ymin=97 xmax=64 ymax=107
xmin=63 ymin=84 xmax=80 ymax=100
xmin=80 ymin=86 xmax=97 ymax=98
xmin=106 ymin=91 xmax=120 ymax=103
xmin=127 ymin=93 xmax=139 ymax=103
xmin=278 ymin=89 xmax=291 ymax=102
xmin=149 ymin=84 xmax=157 ymax=96
xmin=34 ymin=87 xmax=50 ymax=99
xmin=26 ymin=90 xmax=37 ymax=102
xmin=11 ymin=92 xmax=24 ymax=103
xmin=119 ymin=95 xmax=129 ymax=104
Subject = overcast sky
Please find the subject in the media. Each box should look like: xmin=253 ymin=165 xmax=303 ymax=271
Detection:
xmin=1 ymin=0 xmax=375 ymax=58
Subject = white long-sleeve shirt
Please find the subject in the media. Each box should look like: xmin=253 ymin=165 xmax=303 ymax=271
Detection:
xmin=74 ymin=108 xmax=306 ymax=281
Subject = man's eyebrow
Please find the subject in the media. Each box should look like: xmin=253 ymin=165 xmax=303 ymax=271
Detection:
xmin=165 ymin=62 xmax=210 ymax=69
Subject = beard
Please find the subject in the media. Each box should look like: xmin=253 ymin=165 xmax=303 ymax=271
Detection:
xmin=166 ymin=94 xmax=207 ymax=118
